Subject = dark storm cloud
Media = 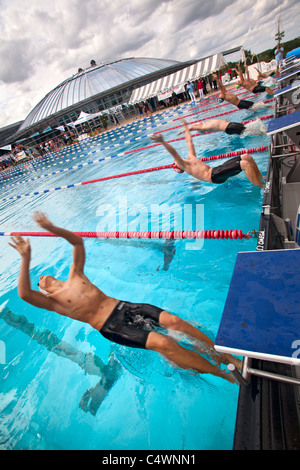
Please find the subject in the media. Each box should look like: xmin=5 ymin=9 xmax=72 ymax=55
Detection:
xmin=0 ymin=39 xmax=33 ymax=83
xmin=165 ymin=0 xmax=237 ymax=31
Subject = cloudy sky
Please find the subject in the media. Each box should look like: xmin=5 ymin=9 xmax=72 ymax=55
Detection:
xmin=0 ymin=0 xmax=299 ymax=129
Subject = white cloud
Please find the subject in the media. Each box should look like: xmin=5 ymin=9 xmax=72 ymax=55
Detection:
xmin=0 ymin=0 xmax=299 ymax=128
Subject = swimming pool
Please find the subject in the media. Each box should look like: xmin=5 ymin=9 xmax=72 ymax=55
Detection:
xmin=0 ymin=94 xmax=271 ymax=450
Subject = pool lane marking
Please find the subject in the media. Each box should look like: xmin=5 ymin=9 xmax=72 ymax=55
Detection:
xmin=0 ymin=106 xmax=273 ymax=189
xmin=0 ymin=128 xmax=270 ymax=192
xmin=0 ymin=146 xmax=269 ymax=202
xmin=0 ymin=229 xmax=250 ymax=239
xmin=0 ymin=90 xmax=263 ymax=181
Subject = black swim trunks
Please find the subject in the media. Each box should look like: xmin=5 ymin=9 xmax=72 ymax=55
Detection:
xmin=237 ymin=99 xmax=254 ymax=110
xmin=100 ymin=301 xmax=163 ymax=349
xmin=252 ymin=84 xmax=267 ymax=94
xmin=211 ymin=156 xmax=242 ymax=184
xmin=225 ymin=122 xmax=246 ymax=135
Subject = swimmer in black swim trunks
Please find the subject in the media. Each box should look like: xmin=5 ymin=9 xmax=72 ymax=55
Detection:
xmin=151 ymin=119 xmax=264 ymax=187
xmin=177 ymin=117 xmax=267 ymax=137
xmin=234 ymin=64 xmax=274 ymax=96
xmin=212 ymin=73 xmax=274 ymax=110
xmin=10 ymin=211 xmax=241 ymax=383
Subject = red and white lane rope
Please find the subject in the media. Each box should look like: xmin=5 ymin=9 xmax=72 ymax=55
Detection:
xmin=1 ymin=230 xmax=251 ymax=239
xmin=1 ymin=146 xmax=268 ymax=202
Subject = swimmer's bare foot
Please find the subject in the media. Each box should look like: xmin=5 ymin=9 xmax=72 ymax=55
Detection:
xmin=220 ymin=370 xmax=236 ymax=383
xmin=193 ymin=341 xmax=242 ymax=372
xmin=260 ymin=175 xmax=266 ymax=185
xmin=217 ymin=354 xmax=242 ymax=372
xmin=229 ymin=357 xmax=242 ymax=372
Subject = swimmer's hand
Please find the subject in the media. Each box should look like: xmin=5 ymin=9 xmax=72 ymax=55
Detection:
xmin=9 ymin=235 xmax=31 ymax=258
xmin=150 ymin=133 xmax=164 ymax=143
xmin=177 ymin=120 xmax=192 ymax=135
xmin=32 ymin=211 xmax=53 ymax=230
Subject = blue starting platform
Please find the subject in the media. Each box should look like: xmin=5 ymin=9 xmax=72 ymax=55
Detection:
xmin=277 ymin=68 xmax=300 ymax=85
xmin=267 ymin=110 xmax=300 ymax=149
xmin=274 ymin=80 xmax=300 ymax=98
xmin=274 ymin=81 xmax=300 ymax=112
xmin=215 ymin=249 xmax=300 ymax=369
xmin=267 ymin=109 xmax=300 ymax=135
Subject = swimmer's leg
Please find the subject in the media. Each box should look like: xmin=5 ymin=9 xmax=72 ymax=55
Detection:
xmin=240 ymin=154 xmax=264 ymax=187
xmin=265 ymin=86 xmax=274 ymax=95
xmin=146 ymin=330 xmax=234 ymax=383
xmin=158 ymin=311 xmax=241 ymax=370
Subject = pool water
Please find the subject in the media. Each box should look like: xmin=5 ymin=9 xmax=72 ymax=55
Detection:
xmin=0 ymin=94 xmax=271 ymax=450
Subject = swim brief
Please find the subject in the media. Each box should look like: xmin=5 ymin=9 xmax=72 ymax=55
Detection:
xmin=100 ymin=301 xmax=164 ymax=349
xmin=225 ymin=122 xmax=245 ymax=135
xmin=237 ymin=99 xmax=254 ymax=110
xmin=211 ymin=156 xmax=242 ymax=184
xmin=252 ymin=84 xmax=267 ymax=94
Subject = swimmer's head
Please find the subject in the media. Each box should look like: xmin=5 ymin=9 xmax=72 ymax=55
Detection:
xmin=218 ymin=98 xmax=224 ymax=103
xmin=173 ymin=164 xmax=184 ymax=174
xmin=38 ymin=285 xmax=50 ymax=296
xmin=235 ymin=84 xmax=241 ymax=89
xmin=38 ymin=275 xmax=63 ymax=295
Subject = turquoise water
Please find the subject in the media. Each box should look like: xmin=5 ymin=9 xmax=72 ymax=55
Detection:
xmin=0 ymin=95 xmax=271 ymax=450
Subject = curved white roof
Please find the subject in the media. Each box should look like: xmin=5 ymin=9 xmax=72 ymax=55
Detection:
xmin=19 ymin=57 xmax=180 ymax=131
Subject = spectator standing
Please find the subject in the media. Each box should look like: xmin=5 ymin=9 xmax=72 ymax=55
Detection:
xmin=197 ymin=79 xmax=204 ymax=100
xmin=186 ymin=81 xmax=196 ymax=102
xmin=274 ymin=43 xmax=284 ymax=72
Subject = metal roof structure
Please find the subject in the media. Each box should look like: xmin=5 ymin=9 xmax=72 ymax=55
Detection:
xmin=18 ymin=57 xmax=181 ymax=132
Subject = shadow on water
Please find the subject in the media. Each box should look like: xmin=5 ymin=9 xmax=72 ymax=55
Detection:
xmin=0 ymin=306 xmax=122 ymax=416
xmin=98 ymin=238 xmax=177 ymax=272
xmin=156 ymin=239 xmax=176 ymax=271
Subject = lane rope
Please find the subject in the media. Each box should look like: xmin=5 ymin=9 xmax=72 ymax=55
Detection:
xmin=1 ymin=230 xmax=251 ymax=239
xmin=0 ymin=146 xmax=269 ymax=201
xmin=0 ymin=91 xmax=272 ymax=180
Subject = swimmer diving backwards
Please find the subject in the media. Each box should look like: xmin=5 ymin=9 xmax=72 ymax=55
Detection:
xmin=10 ymin=211 xmax=240 ymax=382
xmin=151 ymin=119 xmax=264 ymax=187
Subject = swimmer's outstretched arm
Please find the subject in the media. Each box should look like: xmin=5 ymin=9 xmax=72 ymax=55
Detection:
xmin=245 ymin=65 xmax=250 ymax=80
xmin=9 ymin=235 xmax=54 ymax=309
xmin=178 ymin=119 xmax=228 ymax=135
xmin=32 ymin=211 xmax=85 ymax=273
xmin=236 ymin=64 xmax=244 ymax=82
xmin=212 ymin=73 xmax=225 ymax=92
xmin=182 ymin=119 xmax=197 ymax=160
xmin=150 ymin=134 xmax=186 ymax=170
xmin=177 ymin=123 xmax=201 ymax=136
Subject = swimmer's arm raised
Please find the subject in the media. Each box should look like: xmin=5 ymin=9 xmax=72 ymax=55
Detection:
xmin=245 ymin=65 xmax=250 ymax=80
xmin=150 ymin=134 xmax=186 ymax=169
xmin=9 ymin=236 xmax=54 ymax=309
xmin=182 ymin=119 xmax=197 ymax=160
xmin=236 ymin=64 xmax=244 ymax=82
xmin=32 ymin=211 xmax=85 ymax=273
